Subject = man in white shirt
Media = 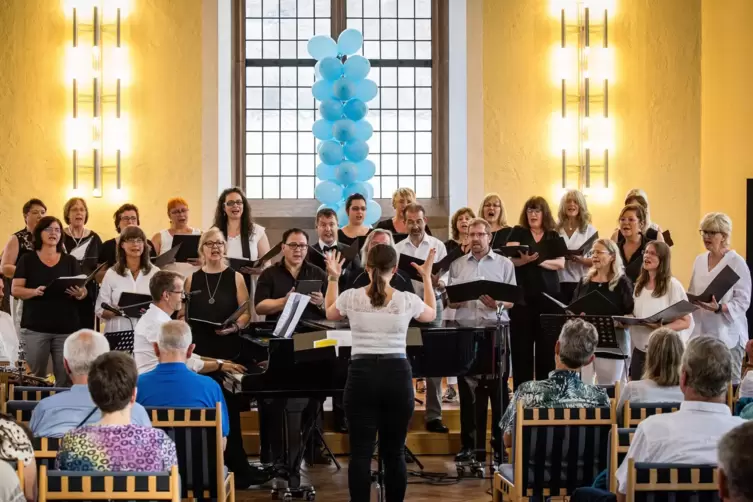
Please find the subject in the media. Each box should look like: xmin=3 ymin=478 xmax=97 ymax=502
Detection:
xmin=134 ymin=270 xmax=244 ymax=375
xmin=394 ymin=203 xmax=449 ymax=433
xmin=718 ymin=421 xmax=753 ymax=502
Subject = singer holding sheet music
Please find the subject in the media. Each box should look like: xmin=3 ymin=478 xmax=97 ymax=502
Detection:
xmin=479 ymin=193 xmax=512 ymax=249
xmin=11 ymin=216 xmax=87 ymax=386
xmin=338 ymin=193 xmax=372 ymax=246
xmin=615 ymin=203 xmax=652 ymax=283
xmin=95 ymin=227 xmax=159 ymax=335
xmin=324 ymin=244 xmax=437 ymax=502
xmin=374 ymin=187 xmax=432 ymax=238
xmin=151 ymin=197 xmax=202 ymax=277
xmin=62 ymin=197 xmax=102 ymax=330
xmin=556 ymin=190 xmax=596 ymax=304
xmin=630 ymin=241 xmax=692 ymax=378
xmin=689 ymin=212 xmax=751 ymax=383
xmin=508 ymin=196 xmax=565 ymax=387
xmin=97 ymin=204 xmax=157 ymax=283
xmin=185 ymin=228 xmax=250 ymax=360
xmin=445 ymin=207 xmax=475 ymax=256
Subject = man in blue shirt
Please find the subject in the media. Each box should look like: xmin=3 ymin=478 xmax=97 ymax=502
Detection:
xmin=30 ymin=329 xmax=151 ymax=437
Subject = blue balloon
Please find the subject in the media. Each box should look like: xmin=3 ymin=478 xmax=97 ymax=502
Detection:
xmin=332 ymin=79 xmax=356 ymax=101
xmin=336 ymin=162 xmax=358 ymax=185
xmin=344 ymin=182 xmax=374 ymax=201
xmin=333 ymin=119 xmax=356 ymax=142
xmin=307 ymin=35 xmax=338 ymax=61
xmin=318 ymin=203 xmax=338 ymax=212
xmin=336 ymin=203 xmax=349 ymax=225
xmin=343 ymin=140 xmax=369 ymax=163
xmin=338 ymin=29 xmax=363 ymax=56
xmin=364 ymin=199 xmax=382 ymax=226
xmin=316 ymin=163 xmax=338 ymax=182
xmin=312 ymin=119 xmax=333 ymax=140
xmin=312 ymin=79 xmax=334 ymax=101
xmin=344 ymin=56 xmax=371 ymax=81
xmin=315 ymin=181 xmax=344 ymax=205
xmin=355 ymin=159 xmax=376 ymax=181
xmin=314 ymin=61 xmax=322 ymax=80
xmin=319 ymin=99 xmax=343 ymax=121
xmin=343 ymin=99 xmax=368 ymax=121
xmin=353 ymin=120 xmax=373 ymax=141
xmin=354 ymin=79 xmax=378 ymax=102
xmin=319 ymin=57 xmax=344 ymax=81
xmin=318 ymin=140 xmax=343 ymax=165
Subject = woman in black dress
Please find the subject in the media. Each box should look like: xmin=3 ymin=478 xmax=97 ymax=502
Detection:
xmin=444 ymin=207 xmax=475 ymax=256
xmin=374 ymin=187 xmax=432 ymax=239
xmin=338 ymin=194 xmax=372 ymax=246
xmin=614 ymin=203 xmax=650 ymax=284
xmin=184 ymin=227 xmax=250 ymax=362
xmin=478 ymin=193 xmax=512 ymax=248
xmin=507 ymin=196 xmax=565 ymax=387
xmin=62 ymin=197 xmax=102 ymax=330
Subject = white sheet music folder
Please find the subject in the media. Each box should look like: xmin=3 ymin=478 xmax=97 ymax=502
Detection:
xmin=273 ymin=293 xmax=311 ymax=339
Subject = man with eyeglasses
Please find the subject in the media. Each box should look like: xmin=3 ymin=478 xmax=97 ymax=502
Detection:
xmin=134 ymin=270 xmax=243 ymax=375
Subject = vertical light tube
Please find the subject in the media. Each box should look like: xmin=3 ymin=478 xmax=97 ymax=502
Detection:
xmin=92 ymin=4 xmax=102 ymax=197
xmin=561 ymin=8 xmax=567 ymax=188
xmin=72 ymin=7 xmax=78 ymax=191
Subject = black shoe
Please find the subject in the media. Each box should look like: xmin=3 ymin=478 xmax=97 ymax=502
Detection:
xmin=454 ymin=448 xmax=474 ymax=463
xmin=305 ymin=447 xmax=332 ymax=466
xmin=425 ymin=419 xmax=449 ymax=433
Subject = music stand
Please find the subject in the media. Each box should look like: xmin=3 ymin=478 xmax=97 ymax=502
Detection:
xmin=105 ymin=331 xmax=135 ymax=354
xmin=540 ymin=313 xmax=620 ymax=351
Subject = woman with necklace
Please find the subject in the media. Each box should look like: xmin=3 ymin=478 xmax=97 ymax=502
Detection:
xmin=185 ymin=227 xmax=250 ymax=361
xmin=151 ymin=197 xmax=202 ymax=277
xmin=556 ymin=190 xmax=597 ymax=304
xmin=62 ymin=197 xmax=102 ymax=330
xmin=689 ymin=212 xmax=751 ymax=384
xmin=573 ymin=239 xmax=634 ymax=384
xmin=96 ymin=227 xmax=159 ymax=336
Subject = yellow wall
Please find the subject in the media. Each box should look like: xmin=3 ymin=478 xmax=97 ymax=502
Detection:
xmin=701 ymin=0 xmax=753 ymax=254
xmin=0 ymin=0 xmax=204 ymax=244
xmin=483 ymin=0 xmax=703 ymax=283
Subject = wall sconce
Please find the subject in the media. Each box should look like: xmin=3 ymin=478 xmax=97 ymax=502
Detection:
xmin=552 ymin=0 xmax=613 ymax=190
xmin=65 ymin=0 xmax=129 ymax=198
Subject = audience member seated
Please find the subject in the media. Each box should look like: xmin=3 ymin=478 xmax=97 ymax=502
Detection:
xmin=615 ymin=327 xmax=685 ymax=424
xmin=499 ymin=318 xmax=610 ymax=447
xmin=0 ymin=460 xmax=25 ymax=502
xmin=718 ymin=421 xmax=753 ymax=502
xmin=0 ymin=414 xmax=34 ymax=502
xmin=736 ymin=340 xmax=753 ymax=407
xmin=30 ymin=329 xmax=151 ymax=437
xmin=57 ymin=351 xmax=177 ymax=472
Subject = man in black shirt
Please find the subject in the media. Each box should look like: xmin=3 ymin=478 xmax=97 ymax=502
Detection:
xmin=255 ymin=228 xmax=327 ymax=321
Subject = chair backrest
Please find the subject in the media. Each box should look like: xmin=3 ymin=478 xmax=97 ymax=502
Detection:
xmin=9 ymin=385 xmax=68 ymax=402
xmin=33 ymin=437 xmax=62 ymax=472
xmin=512 ymin=404 xmax=613 ymax=498
xmin=727 ymin=382 xmax=739 ymax=413
xmin=609 ymin=425 xmax=636 ymax=492
xmin=37 ymin=464 xmax=180 ymax=501
xmin=598 ymin=381 xmax=622 ymax=411
xmin=145 ymin=405 xmax=224 ymax=500
xmin=623 ymin=401 xmax=680 ymax=428
xmin=626 ymin=459 xmax=719 ymax=502
xmin=6 ymin=400 xmax=38 ymax=425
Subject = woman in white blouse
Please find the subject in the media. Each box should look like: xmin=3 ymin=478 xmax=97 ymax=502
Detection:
xmin=324 ymin=244 xmax=436 ymax=502
xmin=630 ymin=241 xmax=692 ymax=378
xmin=616 ymin=327 xmax=684 ymax=424
xmin=151 ymin=197 xmax=202 ymax=277
xmin=96 ymin=227 xmax=159 ymax=334
xmin=556 ymin=189 xmax=597 ymax=303
xmin=689 ymin=212 xmax=751 ymax=383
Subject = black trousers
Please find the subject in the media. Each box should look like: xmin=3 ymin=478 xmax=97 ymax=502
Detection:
xmin=457 ymin=374 xmax=508 ymax=458
xmin=258 ymin=397 xmax=315 ymax=487
xmin=509 ymin=296 xmax=556 ymax=389
xmin=344 ymin=358 xmax=414 ymax=502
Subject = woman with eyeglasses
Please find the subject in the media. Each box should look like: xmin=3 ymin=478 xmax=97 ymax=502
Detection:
xmin=556 ymin=190 xmax=597 ymax=304
xmin=151 ymin=197 xmax=202 ymax=276
xmin=374 ymin=187 xmax=432 ymax=239
xmin=478 ymin=193 xmax=512 ymax=248
xmin=96 ymin=227 xmax=160 ymax=336
xmin=62 ymin=197 xmax=102 ymax=331
xmin=11 ymin=216 xmax=87 ymax=386
xmin=574 ymin=239 xmax=634 ymax=384
xmin=689 ymin=212 xmax=751 ymax=383
xmin=185 ymin=227 xmax=250 ymax=360
xmin=98 ymin=204 xmax=157 ymax=283
xmin=614 ymin=204 xmax=650 ymax=284
xmin=630 ymin=241 xmax=692 ymax=379
xmin=507 ymin=196 xmax=565 ymax=386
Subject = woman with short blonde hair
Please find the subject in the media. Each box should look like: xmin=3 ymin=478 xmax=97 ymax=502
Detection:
xmin=374 ymin=187 xmax=433 ymax=237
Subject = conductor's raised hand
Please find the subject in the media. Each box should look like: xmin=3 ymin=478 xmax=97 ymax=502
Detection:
xmin=411 ymin=248 xmax=436 ymax=280
xmin=324 ymin=250 xmax=345 ymax=278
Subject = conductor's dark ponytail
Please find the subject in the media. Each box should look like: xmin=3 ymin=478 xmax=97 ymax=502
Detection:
xmin=366 ymin=244 xmax=397 ymax=307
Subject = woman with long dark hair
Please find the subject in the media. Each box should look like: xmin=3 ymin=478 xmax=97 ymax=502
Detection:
xmin=324 ymin=244 xmax=436 ymax=502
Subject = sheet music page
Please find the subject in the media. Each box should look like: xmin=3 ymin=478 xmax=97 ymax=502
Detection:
xmin=69 ymin=238 xmax=92 ymax=260
xmin=326 ymin=330 xmax=353 ymax=356
xmin=273 ymin=293 xmax=311 ymax=338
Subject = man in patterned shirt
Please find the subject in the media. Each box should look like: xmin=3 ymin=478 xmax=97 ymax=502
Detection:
xmin=500 ymin=318 xmax=609 ymax=447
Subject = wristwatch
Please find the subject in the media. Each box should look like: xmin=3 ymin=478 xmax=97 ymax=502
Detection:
xmin=216 ymin=359 xmax=224 ymax=371
xmin=715 ymin=304 xmax=724 ymax=314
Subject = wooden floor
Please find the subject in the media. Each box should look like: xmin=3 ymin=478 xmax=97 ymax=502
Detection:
xmin=235 ymin=455 xmax=493 ymax=502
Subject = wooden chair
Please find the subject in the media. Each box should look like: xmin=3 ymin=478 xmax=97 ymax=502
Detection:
xmin=5 ymin=400 xmax=38 ymax=425
xmin=38 ymin=464 xmax=181 ymax=501
xmin=598 ymin=380 xmax=622 ymax=408
xmin=33 ymin=437 xmax=61 ymax=472
xmin=622 ymin=401 xmax=680 ymax=428
xmin=609 ymin=425 xmax=636 ymax=492
xmin=626 ymin=459 xmax=719 ymax=502
xmin=8 ymin=385 xmax=68 ymax=402
xmin=493 ymin=404 xmax=613 ymax=502
xmin=727 ymin=382 xmax=740 ymax=414
xmin=14 ymin=458 xmax=24 ymax=488
xmin=146 ymin=404 xmax=234 ymax=502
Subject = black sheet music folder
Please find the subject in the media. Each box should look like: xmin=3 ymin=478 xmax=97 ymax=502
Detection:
xmin=687 ymin=265 xmax=740 ymax=303
xmin=445 ymin=280 xmax=522 ymax=304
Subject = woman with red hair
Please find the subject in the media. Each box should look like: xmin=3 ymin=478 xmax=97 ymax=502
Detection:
xmin=151 ymin=197 xmax=201 ymax=275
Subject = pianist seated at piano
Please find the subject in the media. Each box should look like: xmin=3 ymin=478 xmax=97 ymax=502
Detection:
xmin=133 ymin=270 xmax=244 ymax=375
xmin=184 ymin=228 xmax=250 ymax=360
xmin=323 ymin=244 xmax=436 ymax=502
xmin=95 ymin=227 xmax=159 ymax=335
xmin=344 ymin=228 xmax=413 ymax=292
xmin=255 ymin=228 xmax=327 ymax=320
